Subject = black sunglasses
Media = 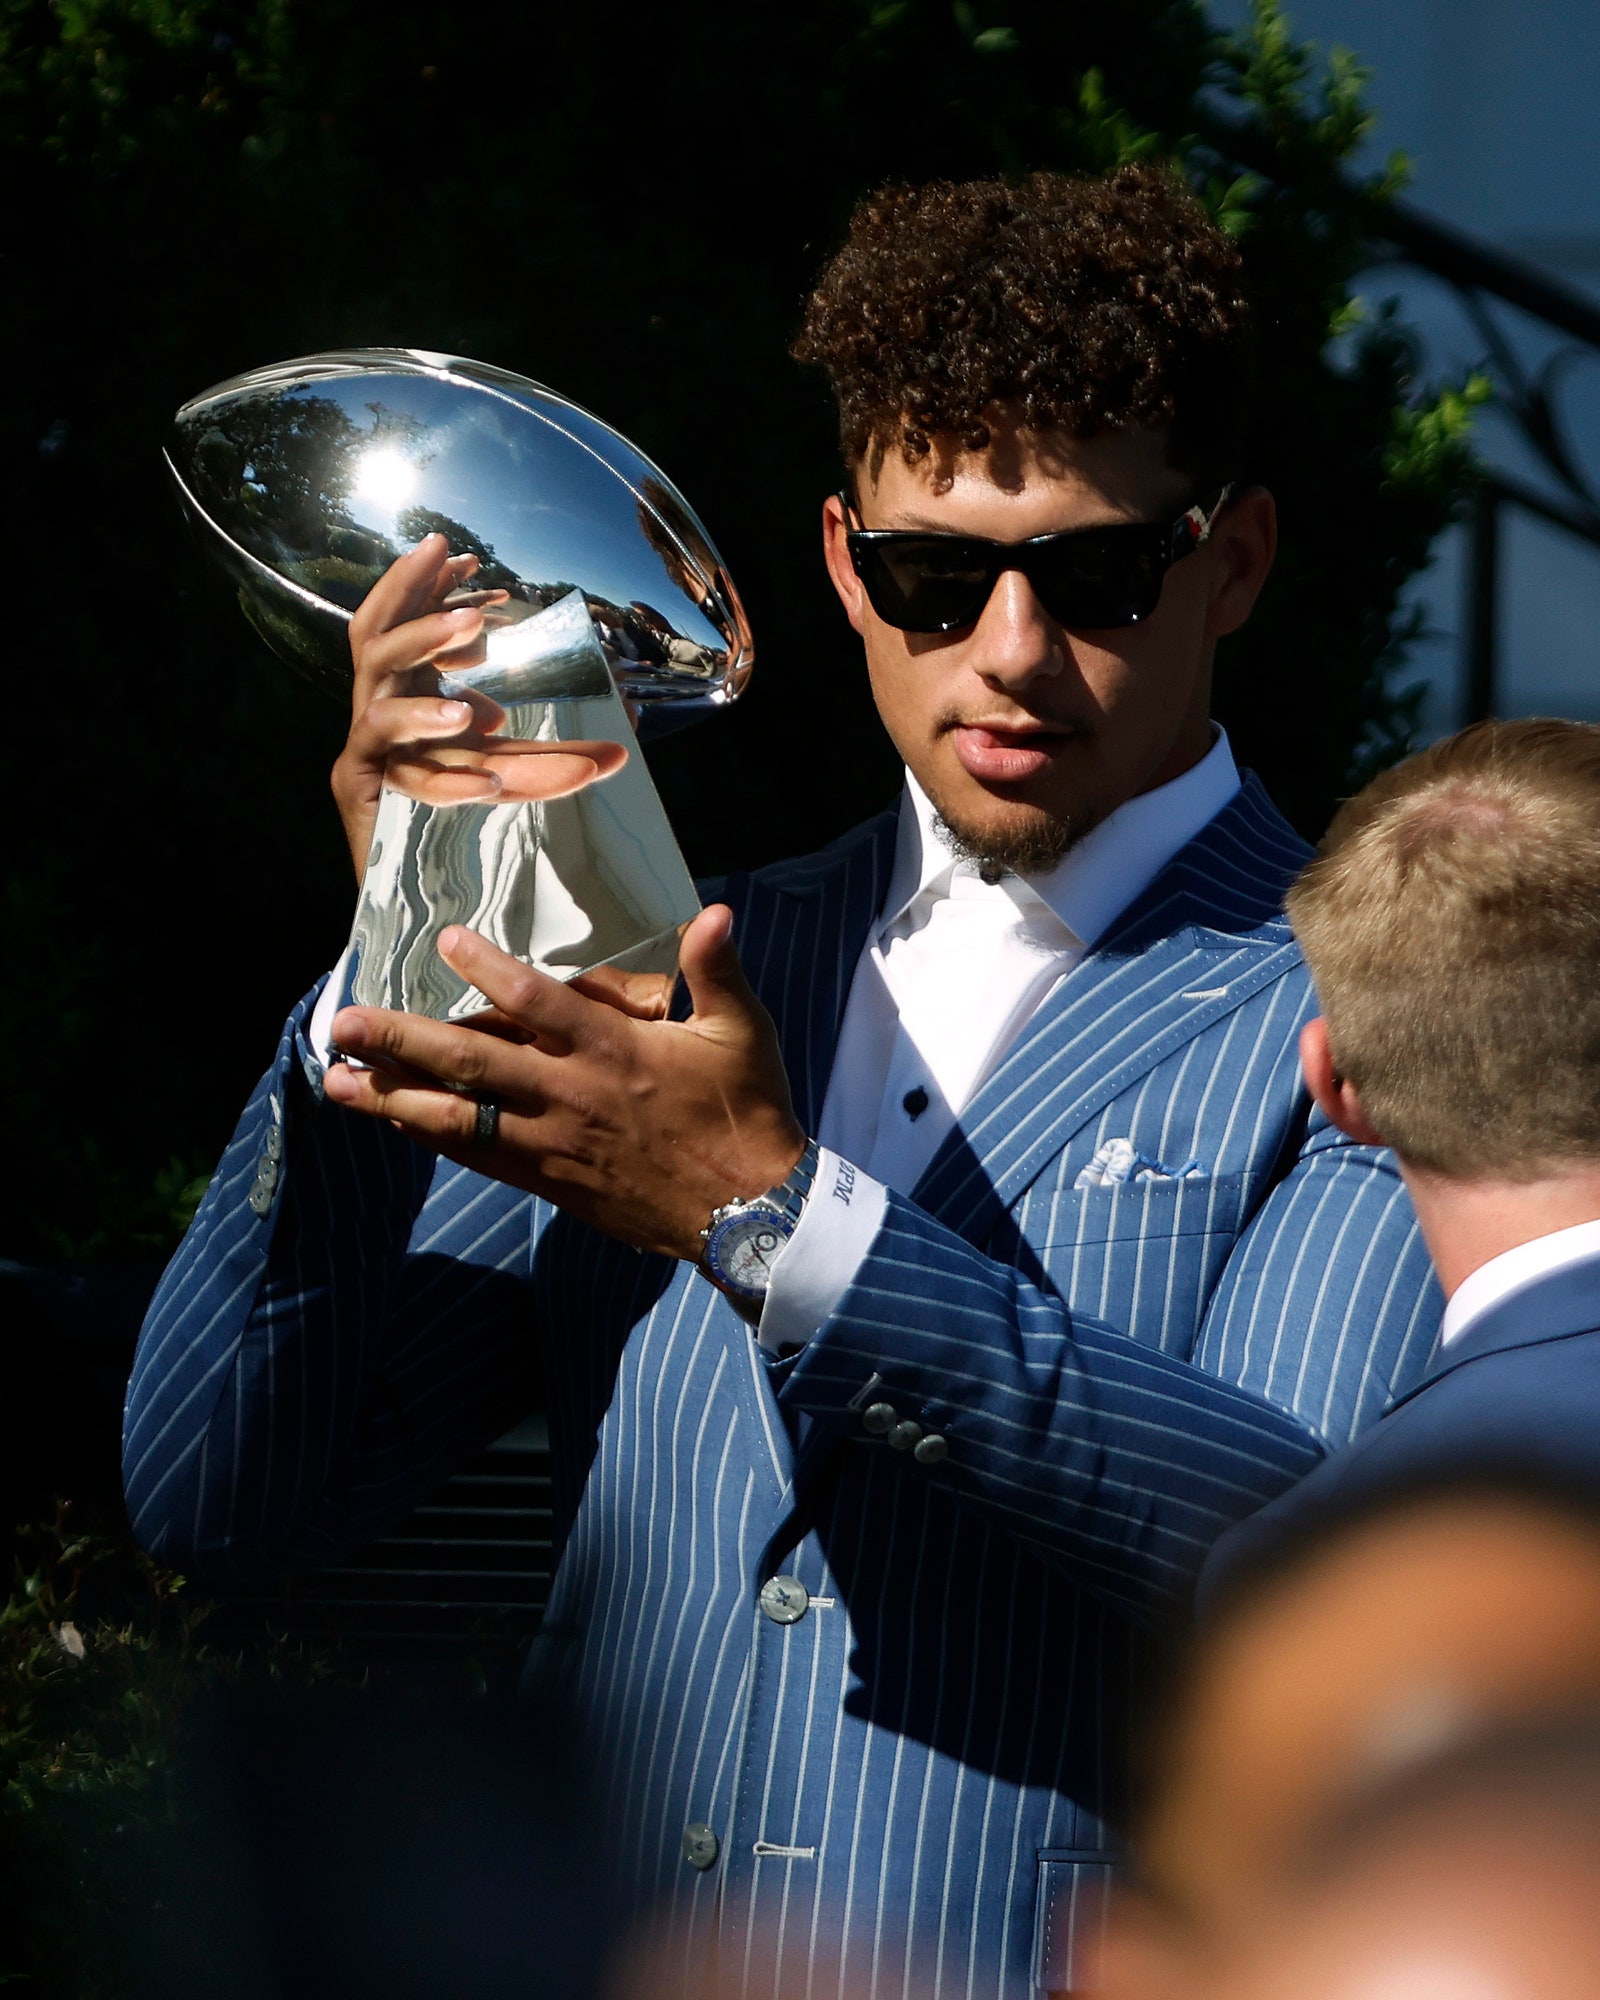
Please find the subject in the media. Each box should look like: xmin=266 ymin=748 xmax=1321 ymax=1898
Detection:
xmin=842 ymin=484 xmax=1235 ymax=634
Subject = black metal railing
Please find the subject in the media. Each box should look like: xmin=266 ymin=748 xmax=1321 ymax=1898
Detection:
xmin=1203 ymin=111 xmax=1600 ymax=721
xmin=1372 ymin=203 xmax=1600 ymax=720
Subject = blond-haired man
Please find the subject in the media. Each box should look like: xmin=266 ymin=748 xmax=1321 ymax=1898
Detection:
xmin=1085 ymin=722 xmax=1600 ymax=2000
xmin=1213 ymin=714 xmax=1600 ymax=1546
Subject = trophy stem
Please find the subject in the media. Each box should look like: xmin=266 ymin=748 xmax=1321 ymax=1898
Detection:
xmin=345 ymin=604 xmax=701 ymax=1019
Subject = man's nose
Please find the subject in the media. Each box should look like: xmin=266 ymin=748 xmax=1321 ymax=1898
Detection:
xmin=970 ymin=570 xmax=1066 ymax=692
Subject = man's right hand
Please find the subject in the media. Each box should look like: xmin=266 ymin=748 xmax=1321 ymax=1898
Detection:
xmin=331 ymin=533 xmax=627 ymax=880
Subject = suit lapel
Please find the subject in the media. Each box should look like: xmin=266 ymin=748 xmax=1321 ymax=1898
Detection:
xmin=729 ymin=810 xmax=898 ymax=1133
xmin=912 ymin=775 xmax=1312 ymax=1241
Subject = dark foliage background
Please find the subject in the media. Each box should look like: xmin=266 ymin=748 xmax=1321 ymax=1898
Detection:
xmin=0 ymin=0 xmax=1478 ymax=1262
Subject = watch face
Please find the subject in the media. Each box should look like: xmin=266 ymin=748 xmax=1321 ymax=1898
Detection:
xmin=706 ymin=1204 xmax=793 ymax=1298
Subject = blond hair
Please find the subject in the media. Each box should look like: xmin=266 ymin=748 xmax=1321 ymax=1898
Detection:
xmin=1287 ymin=719 xmax=1600 ymax=1177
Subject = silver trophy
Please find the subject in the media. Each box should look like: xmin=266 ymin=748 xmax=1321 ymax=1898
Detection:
xmin=166 ymin=348 xmax=752 ymax=1017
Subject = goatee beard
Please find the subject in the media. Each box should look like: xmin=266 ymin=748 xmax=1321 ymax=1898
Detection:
xmin=932 ymin=805 xmax=1099 ymax=881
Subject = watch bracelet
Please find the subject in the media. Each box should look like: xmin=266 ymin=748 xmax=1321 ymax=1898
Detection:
xmin=767 ymin=1135 xmax=821 ymax=1229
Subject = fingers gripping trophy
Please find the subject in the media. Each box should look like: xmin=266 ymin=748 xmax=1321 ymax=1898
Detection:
xmin=166 ymin=349 xmax=754 ymax=1023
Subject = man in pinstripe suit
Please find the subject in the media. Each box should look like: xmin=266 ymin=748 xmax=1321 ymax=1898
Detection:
xmin=125 ymin=167 xmax=1440 ymax=1995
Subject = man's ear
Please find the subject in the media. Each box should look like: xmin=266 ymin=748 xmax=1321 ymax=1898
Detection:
xmin=822 ymin=491 xmax=867 ymax=636
xmin=1204 ymin=485 xmax=1277 ymax=640
xmin=1300 ymin=1017 xmax=1386 ymax=1146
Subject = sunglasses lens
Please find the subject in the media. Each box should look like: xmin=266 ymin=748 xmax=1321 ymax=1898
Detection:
xmin=856 ymin=540 xmax=994 ymax=632
xmin=1030 ymin=530 xmax=1167 ymax=628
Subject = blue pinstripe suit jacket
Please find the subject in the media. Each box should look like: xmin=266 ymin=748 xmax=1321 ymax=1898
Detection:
xmin=125 ymin=774 xmax=1442 ymax=1998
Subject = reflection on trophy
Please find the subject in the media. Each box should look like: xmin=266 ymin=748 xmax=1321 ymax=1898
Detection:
xmin=165 ymin=349 xmax=753 ymax=1018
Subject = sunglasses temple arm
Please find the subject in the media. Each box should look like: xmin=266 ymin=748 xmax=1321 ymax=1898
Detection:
xmin=1198 ymin=482 xmax=1236 ymax=542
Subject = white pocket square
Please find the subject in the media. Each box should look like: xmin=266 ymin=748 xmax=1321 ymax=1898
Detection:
xmin=1074 ymin=1137 xmax=1202 ymax=1190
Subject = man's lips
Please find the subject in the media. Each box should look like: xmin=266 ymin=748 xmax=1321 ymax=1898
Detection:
xmin=949 ymin=723 xmax=1074 ymax=784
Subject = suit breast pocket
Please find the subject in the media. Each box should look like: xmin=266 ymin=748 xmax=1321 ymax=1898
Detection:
xmin=1031 ymin=1172 xmax=1254 ymax=1358
xmin=1033 ymin=1849 xmax=1115 ymax=1993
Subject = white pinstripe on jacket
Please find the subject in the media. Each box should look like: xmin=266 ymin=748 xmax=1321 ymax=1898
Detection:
xmin=124 ymin=774 xmax=1442 ymax=1997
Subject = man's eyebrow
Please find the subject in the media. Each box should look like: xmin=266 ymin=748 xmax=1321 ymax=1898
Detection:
xmin=863 ymin=510 xmax=953 ymax=531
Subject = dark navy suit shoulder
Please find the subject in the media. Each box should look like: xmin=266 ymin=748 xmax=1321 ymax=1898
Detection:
xmin=1204 ymin=1256 xmax=1600 ymax=1593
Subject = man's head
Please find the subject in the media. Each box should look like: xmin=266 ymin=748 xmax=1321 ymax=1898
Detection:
xmin=1108 ymin=1712 xmax=1600 ymax=2000
xmin=1102 ymin=1472 xmax=1600 ymax=1991
xmin=1288 ymin=718 xmax=1600 ymax=1179
xmin=794 ymin=165 xmax=1276 ymax=871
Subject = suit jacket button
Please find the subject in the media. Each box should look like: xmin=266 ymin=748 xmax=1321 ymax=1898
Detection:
xmin=248 ymin=1181 xmax=274 ymax=1217
xmin=913 ymin=1434 xmax=948 ymax=1465
xmin=263 ymin=1124 xmax=284 ymax=1162
xmin=861 ymin=1402 xmax=897 ymax=1435
xmin=682 ymin=1822 xmax=720 ymax=1870
xmin=759 ymin=1574 xmax=810 ymax=1624
xmin=888 ymin=1421 xmax=923 ymax=1452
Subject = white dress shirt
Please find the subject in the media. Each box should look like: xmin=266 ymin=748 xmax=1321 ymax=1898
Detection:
xmin=1438 ymin=1218 xmax=1600 ymax=1349
xmin=757 ymin=729 xmax=1242 ymax=1350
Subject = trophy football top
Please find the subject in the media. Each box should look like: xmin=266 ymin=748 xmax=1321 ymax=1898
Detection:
xmin=166 ymin=348 xmax=754 ymax=715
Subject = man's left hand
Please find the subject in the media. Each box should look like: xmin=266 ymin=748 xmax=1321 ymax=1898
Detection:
xmin=322 ymin=907 xmax=806 ymax=1262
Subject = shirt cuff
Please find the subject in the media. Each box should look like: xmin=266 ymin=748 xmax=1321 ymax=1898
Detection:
xmin=306 ymin=948 xmax=354 ymax=1073
xmin=756 ymin=1147 xmax=888 ymax=1355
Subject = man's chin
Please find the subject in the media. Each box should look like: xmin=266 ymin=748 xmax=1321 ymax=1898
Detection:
xmin=931 ymin=795 xmax=1100 ymax=877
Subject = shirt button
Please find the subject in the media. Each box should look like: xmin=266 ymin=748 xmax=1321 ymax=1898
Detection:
xmin=913 ymin=1434 xmax=949 ymax=1466
xmin=759 ymin=1575 xmax=810 ymax=1624
xmin=861 ymin=1402 xmax=897 ymax=1435
xmin=682 ymin=1822 xmax=720 ymax=1870
xmin=888 ymin=1421 xmax=924 ymax=1452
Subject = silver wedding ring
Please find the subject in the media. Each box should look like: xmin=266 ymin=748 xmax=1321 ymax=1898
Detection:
xmin=470 ymin=1096 xmax=501 ymax=1150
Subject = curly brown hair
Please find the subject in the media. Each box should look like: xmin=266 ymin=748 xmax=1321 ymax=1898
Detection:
xmin=792 ymin=163 xmax=1252 ymax=486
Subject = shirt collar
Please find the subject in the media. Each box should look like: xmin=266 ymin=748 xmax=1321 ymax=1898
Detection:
xmin=1439 ymin=1218 xmax=1600 ymax=1349
xmin=880 ymin=725 xmax=1241 ymax=948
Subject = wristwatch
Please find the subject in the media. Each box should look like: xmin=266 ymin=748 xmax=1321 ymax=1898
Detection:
xmin=699 ymin=1139 xmax=821 ymax=1305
